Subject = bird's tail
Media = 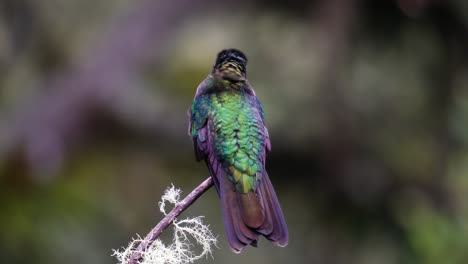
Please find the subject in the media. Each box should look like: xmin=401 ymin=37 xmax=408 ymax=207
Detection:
xmin=208 ymin=159 xmax=288 ymax=253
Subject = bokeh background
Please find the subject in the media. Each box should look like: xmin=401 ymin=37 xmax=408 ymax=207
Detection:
xmin=1 ymin=0 xmax=468 ymax=263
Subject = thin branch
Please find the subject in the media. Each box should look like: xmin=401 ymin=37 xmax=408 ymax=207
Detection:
xmin=128 ymin=177 xmax=214 ymax=264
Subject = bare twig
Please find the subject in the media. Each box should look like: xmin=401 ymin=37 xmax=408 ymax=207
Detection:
xmin=128 ymin=177 xmax=214 ymax=264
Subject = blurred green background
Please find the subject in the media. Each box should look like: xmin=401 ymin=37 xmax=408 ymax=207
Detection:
xmin=1 ymin=0 xmax=468 ymax=263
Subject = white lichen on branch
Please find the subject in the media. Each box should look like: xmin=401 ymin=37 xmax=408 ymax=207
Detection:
xmin=159 ymin=185 xmax=182 ymax=215
xmin=112 ymin=184 xmax=217 ymax=264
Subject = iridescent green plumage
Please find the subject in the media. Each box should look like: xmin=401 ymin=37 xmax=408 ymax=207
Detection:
xmin=191 ymin=91 xmax=266 ymax=193
xmin=188 ymin=49 xmax=287 ymax=253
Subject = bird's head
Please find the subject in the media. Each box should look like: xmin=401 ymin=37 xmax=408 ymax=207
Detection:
xmin=213 ymin=49 xmax=248 ymax=77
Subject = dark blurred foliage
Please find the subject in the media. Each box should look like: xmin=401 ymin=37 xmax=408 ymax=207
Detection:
xmin=1 ymin=0 xmax=468 ymax=263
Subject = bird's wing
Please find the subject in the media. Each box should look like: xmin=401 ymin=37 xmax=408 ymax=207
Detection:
xmin=254 ymin=95 xmax=271 ymax=153
xmin=189 ymin=94 xmax=211 ymax=161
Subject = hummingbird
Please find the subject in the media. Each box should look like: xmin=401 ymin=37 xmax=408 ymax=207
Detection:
xmin=188 ymin=49 xmax=288 ymax=252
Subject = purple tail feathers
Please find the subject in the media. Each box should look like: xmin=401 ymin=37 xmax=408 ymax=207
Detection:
xmin=208 ymin=158 xmax=288 ymax=253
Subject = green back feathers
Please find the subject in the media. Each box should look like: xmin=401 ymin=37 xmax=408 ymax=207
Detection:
xmin=192 ymin=91 xmax=266 ymax=193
